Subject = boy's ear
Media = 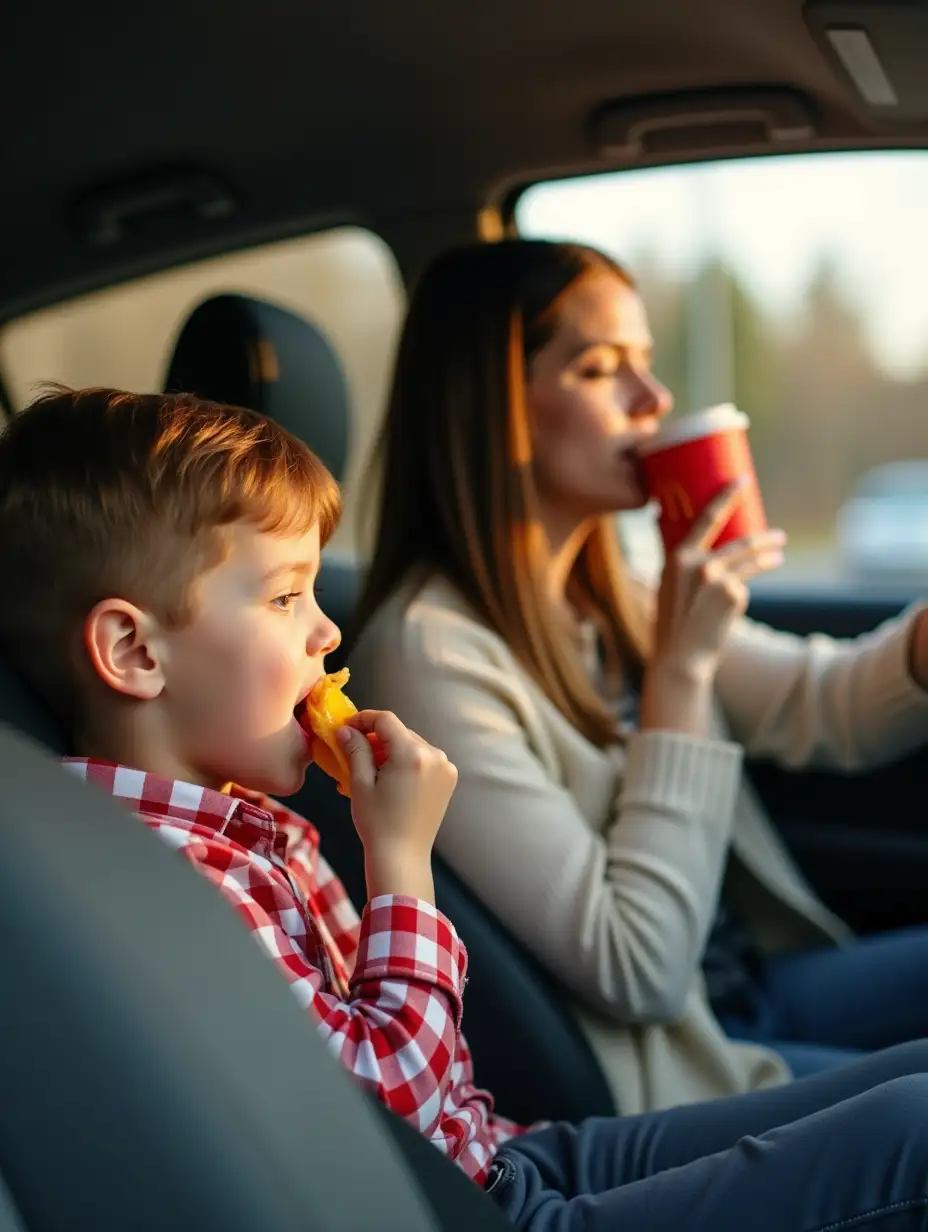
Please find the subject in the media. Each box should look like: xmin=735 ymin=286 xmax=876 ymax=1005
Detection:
xmin=83 ymin=599 xmax=166 ymax=700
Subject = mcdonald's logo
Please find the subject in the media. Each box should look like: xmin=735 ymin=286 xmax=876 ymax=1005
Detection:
xmin=657 ymin=481 xmax=694 ymax=523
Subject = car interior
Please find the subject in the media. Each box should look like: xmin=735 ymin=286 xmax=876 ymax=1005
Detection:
xmin=4 ymin=0 xmax=928 ymax=1225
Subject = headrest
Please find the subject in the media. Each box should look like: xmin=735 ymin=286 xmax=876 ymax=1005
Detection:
xmin=164 ymin=294 xmax=351 ymax=481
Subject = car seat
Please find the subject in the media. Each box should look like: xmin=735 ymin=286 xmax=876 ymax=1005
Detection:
xmin=0 ymin=724 xmax=510 ymax=1231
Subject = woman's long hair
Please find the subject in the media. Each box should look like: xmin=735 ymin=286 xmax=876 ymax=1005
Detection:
xmin=350 ymin=239 xmax=653 ymax=748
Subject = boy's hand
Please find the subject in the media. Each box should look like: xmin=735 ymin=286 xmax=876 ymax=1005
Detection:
xmin=336 ymin=710 xmax=458 ymax=905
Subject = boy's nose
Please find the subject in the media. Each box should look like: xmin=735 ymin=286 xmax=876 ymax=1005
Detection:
xmin=314 ymin=619 xmax=341 ymax=658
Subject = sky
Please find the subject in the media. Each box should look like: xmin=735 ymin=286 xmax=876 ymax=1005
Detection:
xmin=518 ymin=150 xmax=928 ymax=380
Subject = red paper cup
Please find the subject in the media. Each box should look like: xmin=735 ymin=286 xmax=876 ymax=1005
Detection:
xmin=637 ymin=404 xmax=767 ymax=556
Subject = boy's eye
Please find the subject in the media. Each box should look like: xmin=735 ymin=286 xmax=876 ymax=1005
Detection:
xmin=272 ymin=591 xmax=302 ymax=611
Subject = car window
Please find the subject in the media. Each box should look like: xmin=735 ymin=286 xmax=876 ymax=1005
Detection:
xmin=0 ymin=227 xmax=405 ymax=557
xmin=517 ymin=152 xmax=928 ymax=589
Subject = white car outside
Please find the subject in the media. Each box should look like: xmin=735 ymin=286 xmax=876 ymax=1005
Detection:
xmin=836 ymin=461 xmax=928 ymax=580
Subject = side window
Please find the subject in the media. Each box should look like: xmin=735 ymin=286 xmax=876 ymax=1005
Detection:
xmin=0 ymin=227 xmax=405 ymax=556
xmin=517 ymin=153 xmax=928 ymax=590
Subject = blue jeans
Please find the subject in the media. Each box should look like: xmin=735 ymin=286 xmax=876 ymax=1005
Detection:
xmin=721 ymin=926 xmax=928 ymax=1076
xmin=487 ymin=1041 xmax=928 ymax=1230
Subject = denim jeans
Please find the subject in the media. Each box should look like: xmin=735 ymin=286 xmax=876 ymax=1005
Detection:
xmin=487 ymin=1040 xmax=928 ymax=1230
xmin=719 ymin=925 xmax=928 ymax=1077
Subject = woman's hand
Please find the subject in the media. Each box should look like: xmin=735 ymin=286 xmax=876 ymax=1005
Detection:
xmin=654 ymin=480 xmax=787 ymax=677
xmin=640 ymin=480 xmax=787 ymax=736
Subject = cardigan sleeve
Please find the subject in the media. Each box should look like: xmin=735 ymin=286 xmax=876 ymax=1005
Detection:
xmin=716 ymin=604 xmax=928 ymax=770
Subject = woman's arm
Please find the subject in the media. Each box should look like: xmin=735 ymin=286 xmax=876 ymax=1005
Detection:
xmin=353 ymin=611 xmax=743 ymax=1024
xmin=715 ymin=604 xmax=928 ymax=772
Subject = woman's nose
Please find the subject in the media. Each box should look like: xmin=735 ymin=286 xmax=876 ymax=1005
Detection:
xmin=628 ymin=371 xmax=673 ymax=421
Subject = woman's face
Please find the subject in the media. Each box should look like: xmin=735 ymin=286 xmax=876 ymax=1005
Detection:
xmin=526 ymin=272 xmax=673 ymax=527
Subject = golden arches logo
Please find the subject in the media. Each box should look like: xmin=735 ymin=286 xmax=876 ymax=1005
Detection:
xmin=656 ymin=481 xmax=694 ymax=523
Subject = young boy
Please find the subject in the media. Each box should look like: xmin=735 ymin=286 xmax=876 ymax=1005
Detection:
xmin=2 ymin=387 xmax=927 ymax=1232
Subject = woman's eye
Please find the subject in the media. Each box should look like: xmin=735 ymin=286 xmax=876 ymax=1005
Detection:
xmin=579 ymin=366 xmax=614 ymax=380
xmin=272 ymin=591 xmax=302 ymax=611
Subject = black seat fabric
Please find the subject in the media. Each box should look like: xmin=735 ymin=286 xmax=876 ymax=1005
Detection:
xmin=0 ymin=726 xmax=512 ymax=1231
xmin=160 ymin=293 xmax=617 ymax=1124
xmin=0 ymin=657 xmax=67 ymax=756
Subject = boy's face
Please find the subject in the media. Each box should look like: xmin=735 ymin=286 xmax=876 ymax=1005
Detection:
xmin=152 ymin=520 xmax=340 ymax=795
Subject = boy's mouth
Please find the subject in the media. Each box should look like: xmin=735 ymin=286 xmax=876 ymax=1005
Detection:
xmin=293 ymin=674 xmax=324 ymax=730
xmin=293 ymin=700 xmax=316 ymax=757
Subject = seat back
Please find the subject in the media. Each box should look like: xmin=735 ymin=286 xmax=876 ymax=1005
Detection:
xmin=0 ymin=726 xmax=511 ymax=1231
xmin=0 ymin=657 xmax=68 ymax=755
xmin=162 ymin=293 xmax=616 ymax=1125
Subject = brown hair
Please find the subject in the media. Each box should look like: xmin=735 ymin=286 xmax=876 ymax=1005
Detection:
xmin=0 ymin=386 xmax=341 ymax=725
xmin=351 ymin=239 xmax=652 ymax=748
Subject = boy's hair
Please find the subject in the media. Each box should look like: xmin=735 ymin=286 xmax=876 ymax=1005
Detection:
xmin=0 ymin=386 xmax=341 ymax=726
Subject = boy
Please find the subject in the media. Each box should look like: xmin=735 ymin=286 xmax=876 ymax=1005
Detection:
xmin=1 ymin=387 xmax=927 ymax=1232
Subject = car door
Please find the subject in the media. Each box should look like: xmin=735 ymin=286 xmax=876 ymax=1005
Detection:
xmin=746 ymin=581 xmax=928 ymax=936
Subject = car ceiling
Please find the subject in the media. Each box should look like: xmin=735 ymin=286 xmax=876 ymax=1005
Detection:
xmin=2 ymin=0 xmax=925 ymax=321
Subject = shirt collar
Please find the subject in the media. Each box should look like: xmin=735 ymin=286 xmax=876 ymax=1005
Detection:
xmin=61 ymin=758 xmax=287 ymax=859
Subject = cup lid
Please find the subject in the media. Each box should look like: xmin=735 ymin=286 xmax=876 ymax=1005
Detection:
xmin=637 ymin=403 xmax=749 ymax=455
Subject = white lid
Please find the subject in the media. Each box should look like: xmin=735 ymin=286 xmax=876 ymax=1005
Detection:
xmin=637 ymin=403 xmax=749 ymax=455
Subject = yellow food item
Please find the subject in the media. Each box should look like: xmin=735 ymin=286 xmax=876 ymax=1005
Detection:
xmin=302 ymin=668 xmax=357 ymax=796
xmin=301 ymin=668 xmax=386 ymax=797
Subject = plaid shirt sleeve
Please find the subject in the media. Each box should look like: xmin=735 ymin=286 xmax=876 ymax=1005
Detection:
xmin=188 ymin=839 xmax=466 ymax=1141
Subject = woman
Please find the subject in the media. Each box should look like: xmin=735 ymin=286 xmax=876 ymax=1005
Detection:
xmin=348 ymin=238 xmax=928 ymax=1112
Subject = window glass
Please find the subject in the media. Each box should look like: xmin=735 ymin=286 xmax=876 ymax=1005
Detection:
xmin=0 ymin=227 xmax=405 ymax=555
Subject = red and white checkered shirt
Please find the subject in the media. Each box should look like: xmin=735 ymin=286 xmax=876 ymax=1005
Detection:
xmin=62 ymin=758 xmax=526 ymax=1184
